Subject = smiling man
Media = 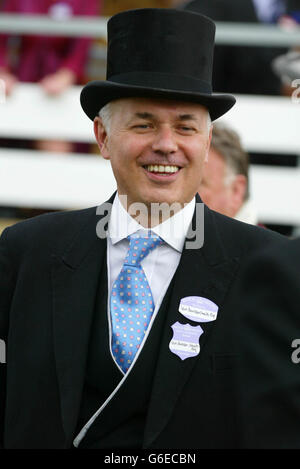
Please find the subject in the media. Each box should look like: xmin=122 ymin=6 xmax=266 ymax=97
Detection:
xmin=0 ymin=8 xmax=286 ymax=449
xmin=96 ymin=98 xmax=211 ymax=215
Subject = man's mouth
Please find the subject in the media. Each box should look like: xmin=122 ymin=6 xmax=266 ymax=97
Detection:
xmin=143 ymin=164 xmax=180 ymax=174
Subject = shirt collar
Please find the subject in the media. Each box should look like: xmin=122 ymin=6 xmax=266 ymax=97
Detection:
xmin=108 ymin=193 xmax=195 ymax=253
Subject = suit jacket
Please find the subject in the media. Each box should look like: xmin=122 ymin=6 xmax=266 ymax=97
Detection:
xmin=230 ymin=237 xmax=300 ymax=448
xmin=0 ymin=194 xmax=285 ymax=448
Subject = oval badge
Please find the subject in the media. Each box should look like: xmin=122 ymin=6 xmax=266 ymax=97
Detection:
xmin=179 ymin=296 xmax=218 ymax=323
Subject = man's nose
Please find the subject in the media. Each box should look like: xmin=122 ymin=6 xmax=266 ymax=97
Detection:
xmin=152 ymin=127 xmax=178 ymax=154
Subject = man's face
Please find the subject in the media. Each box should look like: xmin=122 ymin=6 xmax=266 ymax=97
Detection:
xmin=199 ymin=147 xmax=242 ymax=218
xmin=94 ymin=97 xmax=211 ymax=210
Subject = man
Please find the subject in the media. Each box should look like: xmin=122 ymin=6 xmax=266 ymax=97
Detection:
xmin=229 ymin=237 xmax=300 ymax=448
xmin=199 ymin=123 xmax=258 ymax=225
xmin=0 ymin=8 xmax=284 ymax=449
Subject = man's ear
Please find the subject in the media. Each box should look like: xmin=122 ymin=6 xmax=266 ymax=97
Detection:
xmin=231 ymin=174 xmax=247 ymax=213
xmin=94 ymin=117 xmax=110 ymax=160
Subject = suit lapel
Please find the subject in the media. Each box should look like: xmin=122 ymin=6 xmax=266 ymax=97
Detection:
xmin=144 ymin=202 xmax=239 ymax=448
xmin=51 ymin=200 xmax=112 ymax=446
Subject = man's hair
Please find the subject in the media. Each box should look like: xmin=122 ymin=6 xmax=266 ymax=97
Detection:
xmin=99 ymin=101 xmax=116 ymax=135
xmin=99 ymin=101 xmax=212 ymax=135
xmin=211 ymin=123 xmax=249 ymax=200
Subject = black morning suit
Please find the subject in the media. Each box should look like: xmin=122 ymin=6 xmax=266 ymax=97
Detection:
xmin=0 ymin=194 xmax=285 ymax=449
xmin=229 ymin=237 xmax=300 ymax=448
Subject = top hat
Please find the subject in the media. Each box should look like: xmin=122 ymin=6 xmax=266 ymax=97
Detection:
xmin=80 ymin=8 xmax=235 ymax=122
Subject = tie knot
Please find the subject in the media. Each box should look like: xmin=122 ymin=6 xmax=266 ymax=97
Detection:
xmin=125 ymin=232 xmax=163 ymax=267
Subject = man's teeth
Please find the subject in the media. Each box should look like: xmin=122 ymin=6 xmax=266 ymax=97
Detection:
xmin=145 ymin=165 xmax=179 ymax=173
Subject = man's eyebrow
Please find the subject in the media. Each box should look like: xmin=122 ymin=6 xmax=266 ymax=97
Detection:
xmin=132 ymin=112 xmax=199 ymax=121
xmin=177 ymin=114 xmax=198 ymax=121
xmin=134 ymin=112 xmax=154 ymax=119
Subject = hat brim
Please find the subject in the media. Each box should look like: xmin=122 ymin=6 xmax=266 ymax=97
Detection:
xmin=80 ymin=80 xmax=236 ymax=122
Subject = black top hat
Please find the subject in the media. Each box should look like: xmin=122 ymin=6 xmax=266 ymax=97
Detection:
xmin=80 ymin=8 xmax=235 ymax=121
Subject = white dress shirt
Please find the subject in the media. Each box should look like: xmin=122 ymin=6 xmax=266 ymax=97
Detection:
xmin=107 ymin=193 xmax=195 ymax=317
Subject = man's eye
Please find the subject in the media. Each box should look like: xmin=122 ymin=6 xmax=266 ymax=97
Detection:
xmin=179 ymin=126 xmax=195 ymax=133
xmin=133 ymin=124 xmax=150 ymax=129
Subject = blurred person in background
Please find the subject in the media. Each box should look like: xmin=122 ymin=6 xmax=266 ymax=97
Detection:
xmin=0 ymin=0 xmax=100 ymax=153
xmin=182 ymin=0 xmax=287 ymax=95
xmin=199 ymin=123 xmax=259 ymax=225
xmin=0 ymin=0 xmax=99 ymax=96
xmin=272 ymin=0 xmax=300 ymax=96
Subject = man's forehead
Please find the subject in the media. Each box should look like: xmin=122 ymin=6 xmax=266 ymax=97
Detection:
xmin=112 ymin=97 xmax=208 ymax=119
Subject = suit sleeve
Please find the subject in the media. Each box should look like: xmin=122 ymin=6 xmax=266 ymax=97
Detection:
xmin=234 ymin=244 xmax=300 ymax=448
xmin=0 ymin=227 xmax=16 ymax=448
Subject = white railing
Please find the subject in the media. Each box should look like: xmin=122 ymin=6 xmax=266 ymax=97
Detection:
xmin=0 ymin=148 xmax=299 ymax=226
xmin=0 ymin=148 xmax=117 ymax=209
xmin=1 ymin=14 xmax=300 ymax=46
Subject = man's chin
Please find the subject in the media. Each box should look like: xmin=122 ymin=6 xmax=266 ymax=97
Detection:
xmin=123 ymin=193 xmax=185 ymax=226
xmin=138 ymin=188 xmax=184 ymax=206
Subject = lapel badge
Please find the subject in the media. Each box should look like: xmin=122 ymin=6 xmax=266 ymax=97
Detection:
xmin=169 ymin=321 xmax=203 ymax=361
xmin=179 ymin=296 xmax=218 ymax=323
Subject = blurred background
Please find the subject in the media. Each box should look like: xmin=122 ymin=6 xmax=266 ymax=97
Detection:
xmin=0 ymin=0 xmax=300 ymax=237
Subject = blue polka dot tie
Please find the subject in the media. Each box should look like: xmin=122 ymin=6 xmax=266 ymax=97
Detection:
xmin=111 ymin=232 xmax=163 ymax=373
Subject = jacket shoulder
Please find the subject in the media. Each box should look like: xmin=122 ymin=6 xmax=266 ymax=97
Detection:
xmin=210 ymin=209 xmax=286 ymax=256
xmin=1 ymin=206 xmax=99 ymax=262
xmin=245 ymin=235 xmax=300 ymax=272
